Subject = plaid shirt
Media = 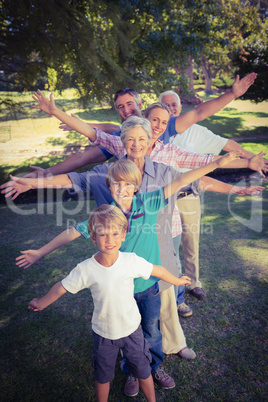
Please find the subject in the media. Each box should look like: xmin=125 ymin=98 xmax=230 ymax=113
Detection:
xmin=92 ymin=128 xmax=214 ymax=236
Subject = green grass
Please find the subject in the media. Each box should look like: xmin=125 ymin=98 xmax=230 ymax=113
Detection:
xmin=0 ymin=183 xmax=267 ymax=401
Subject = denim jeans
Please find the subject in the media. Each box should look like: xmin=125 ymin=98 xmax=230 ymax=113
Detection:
xmin=174 ymin=285 xmax=186 ymax=306
xmin=173 ymin=234 xmax=185 ymax=306
xmin=121 ymin=282 xmax=164 ymax=374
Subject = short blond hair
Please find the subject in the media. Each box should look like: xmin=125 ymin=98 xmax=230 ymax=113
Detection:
xmin=106 ymin=159 xmax=142 ymax=193
xmin=88 ymin=204 xmax=128 ymax=237
xmin=144 ymin=102 xmax=171 ymax=118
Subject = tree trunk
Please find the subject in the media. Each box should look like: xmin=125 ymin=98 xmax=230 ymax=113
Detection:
xmin=201 ymin=55 xmax=218 ymax=94
xmin=186 ymin=55 xmax=194 ymax=91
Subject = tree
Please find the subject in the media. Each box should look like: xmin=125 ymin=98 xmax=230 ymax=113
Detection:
xmin=169 ymin=0 xmax=263 ymax=95
xmin=0 ymin=0 xmax=199 ymax=108
xmin=198 ymin=0 xmax=262 ymax=94
xmin=232 ymin=20 xmax=268 ymax=102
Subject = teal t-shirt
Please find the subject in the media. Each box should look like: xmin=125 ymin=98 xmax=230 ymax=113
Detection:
xmin=75 ymin=188 xmax=167 ymax=293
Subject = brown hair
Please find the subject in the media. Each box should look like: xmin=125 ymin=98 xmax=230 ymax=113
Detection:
xmin=114 ymin=88 xmax=141 ymax=109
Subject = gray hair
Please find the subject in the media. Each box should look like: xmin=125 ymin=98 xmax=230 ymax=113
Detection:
xmin=120 ymin=116 xmax=152 ymax=147
xmin=158 ymin=90 xmax=181 ymax=106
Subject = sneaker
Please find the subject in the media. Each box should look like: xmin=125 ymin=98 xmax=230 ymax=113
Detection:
xmin=178 ymin=347 xmax=196 ymax=360
xmin=177 ymin=302 xmax=193 ymax=317
xmin=124 ymin=375 xmax=139 ymax=397
xmin=189 ymin=287 xmax=206 ymax=300
xmin=152 ymin=366 xmax=175 ymax=389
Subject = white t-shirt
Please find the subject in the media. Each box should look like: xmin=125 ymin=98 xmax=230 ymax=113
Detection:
xmin=62 ymin=251 xmax=153 ymax=340
xmin=170 ymin=124 xmax=228 ymax=172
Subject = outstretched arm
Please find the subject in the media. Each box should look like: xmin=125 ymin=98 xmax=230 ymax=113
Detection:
xmin=212 ymin=152 xmax=268 ymax=176
xmin=152 ymin=265 xmax=191 ymax=287
xmin=164 ymin=151 xmax=242 ymax=199
xmin=32 ymin=90 xmax=98 ymax=141
xmin=0 ymin=174 xmax=72 ymax=200
xmin=24 ymin=147 xmax=108 ymax=179
xmin=199 ymin=176 xmax=264 ymax=195
xmin=175 ymin=73 xmax=257 ymax=133
xmin=28 ymin=282 xmax=67 ymax=311
xmin=59 ymin=114 xmax=120 ymax=134
xmin=223 ymin=140 xmax=254 ymax=159
xmin=16 ymin=227 xmax=81 ymax=269
xmin=222 ymin=140 xmax=267 ymax=178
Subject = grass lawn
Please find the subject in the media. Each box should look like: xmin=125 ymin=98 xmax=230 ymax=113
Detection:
xmin=0 ymin=185 xmax=267 ymax=401
xmin=0 ymin=90 xmax=268 ymax=400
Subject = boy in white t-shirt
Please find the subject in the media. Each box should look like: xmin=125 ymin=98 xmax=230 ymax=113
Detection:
xmin=28 ymin=204 xmax=191 ymax=402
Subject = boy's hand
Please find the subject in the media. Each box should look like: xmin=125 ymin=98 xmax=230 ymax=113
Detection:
xmin=215 ymin=151 xmax=243 ymax=169
xmin=248 ymin=152 xmax=268 ymax=175
xmin=0 ymin=175 xmax=34 ymax=200
xmin=231 ymin=185 xmax=264 ymax=196
xmin=177 ymin=275 xmax=191 ymax=286
xmin=231 ymin=73 xmax=257 ymax=98
xmin=32 ymin=89 xmax=57 ymax=115
xmin=16 ymin=250 xmax=42 ymax=269
xmin=28 ymin=298 xmax=42 ymax=311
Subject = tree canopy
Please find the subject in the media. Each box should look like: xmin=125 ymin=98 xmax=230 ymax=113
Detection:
xmin=0 ymin=0 xmax=266 ymax=106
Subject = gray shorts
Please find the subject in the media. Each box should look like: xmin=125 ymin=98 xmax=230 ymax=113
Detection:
xmin=92 ymin=324 xmax=152 ymax=384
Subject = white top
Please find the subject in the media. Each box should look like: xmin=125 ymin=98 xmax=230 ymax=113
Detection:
xmin=62 ymin=251 xmax=153 ymax=340
xmin=170 ymin=124 xmax=228 ymax=172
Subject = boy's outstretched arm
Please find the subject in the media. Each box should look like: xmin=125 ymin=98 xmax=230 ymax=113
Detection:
xmin=0 ymin=173 xmax=72 ymax=200
xmin=164 ymin=150 xmax=242 ymax=199
xmin=16 ymin=227 xmax=81 ymax=269
xmin=32 ymin=90 xmax=98 ymax=141
xmin=28 ymin=282 xmax=67 ymax=311
xmin=152 ymin=265 xmax=191 ymax=287
xmin=175 ymin=73 xmax=257 ymax=133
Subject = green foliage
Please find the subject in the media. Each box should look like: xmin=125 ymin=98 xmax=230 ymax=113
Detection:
xmin=232 ymin=20 xmax=268 ymax=102
xmin=195 ymin=0 xmax=262 ymax=93
xmin=0 ymin=0 xmax=196 ymax=102
xmin=1 ymin=0 xmax=266 ymax=104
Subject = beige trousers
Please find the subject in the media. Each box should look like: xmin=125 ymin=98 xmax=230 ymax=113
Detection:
xmin=159 ymin=286 xmax=186 ymax=354
xmin=176 ymin=194 xmax=202 ymax=289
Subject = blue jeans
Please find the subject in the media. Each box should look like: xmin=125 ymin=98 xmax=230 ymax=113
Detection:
xmin=121 ymin=282 xmax=164 ymax=374
xmin=174 ymin=285 xmax=186 ymax=306
xmin=173 ymin=234 xmax=185 ymax=306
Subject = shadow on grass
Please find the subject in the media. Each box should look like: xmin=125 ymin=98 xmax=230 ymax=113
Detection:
xmin=197 ymin=113 xmax=268 ymax=138
xmin=220 ymin=108 xmax=268 ymax=118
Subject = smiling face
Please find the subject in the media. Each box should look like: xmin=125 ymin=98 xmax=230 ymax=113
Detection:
xmin=92 ymin=225 xmax=126 ymax=258
xmin=161 ymin=94 xmax=182 ymax=117
xmin=109 ymin=179 xmax=136 ymax=208
xmin=124 ymin=126 xmax=149 ymax=160
xmin=115 ymin=94 xmax=143 ymax=122
xmin=146 ymin=107 xmax=170 ymax=140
